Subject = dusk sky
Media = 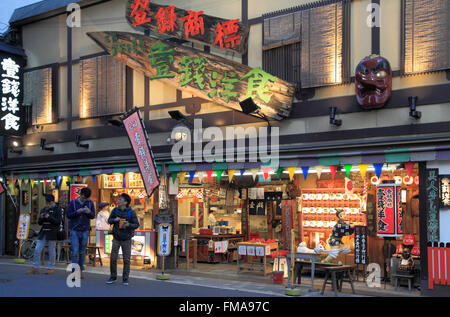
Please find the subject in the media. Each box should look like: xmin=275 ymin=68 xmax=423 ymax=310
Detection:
xmin=0 ymin=0 xmax=42 ymax=33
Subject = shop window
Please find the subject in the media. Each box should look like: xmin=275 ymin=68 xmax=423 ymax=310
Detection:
xmin=24 ymin=67 xmax=56 ymax=125
xmin=79 ymin=55 xmax=125 ymax=118
xmin=401 ymin=0 xmax=450 ymax=74
xmin=262 ymin=0 xmax=351 ymax=88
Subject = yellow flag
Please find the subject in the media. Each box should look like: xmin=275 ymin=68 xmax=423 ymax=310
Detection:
xmin=358 ymin=164 xmax=369 ymax=179
xmin=288 ymin=167 xmax=297 ymax=181
xmin=179 ymin=172 xmax=186 ymax=183
xmin=228 ymin=170 xmax=235 ymax=182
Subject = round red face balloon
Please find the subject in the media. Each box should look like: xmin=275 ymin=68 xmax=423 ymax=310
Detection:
xmin=355 ymin=55 xmax=392 ymax=109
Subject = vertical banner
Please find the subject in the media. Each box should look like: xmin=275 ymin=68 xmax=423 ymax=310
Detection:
xmin=376 ymin=183 xmax=402 ymax=237
xmin=157 ymin=223 xmax=172 ymax=256
xmin=354 ymin=226 xmax=368 ymax=265
xmin=426 ymin=169 xmax=440 ymax=242
xmin=122 ymin=108 xmax=160 ymax=197
xmin=16 ymin=214 xmax=30 ymax=240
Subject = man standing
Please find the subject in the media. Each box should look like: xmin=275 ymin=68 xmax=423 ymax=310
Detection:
xmin=67 ymin=187 xmax=95 ymax=278
xmin=26 ymin=194 xmax=62 ymax=274
xmin=106 ymin=193 xmax=139 ymax=286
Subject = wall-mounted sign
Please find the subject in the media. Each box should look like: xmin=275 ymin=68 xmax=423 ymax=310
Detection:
xmin=376 ymin=183 xmax=403 ymax=237
xmin=21 ymin=190 xmax=29 ymax=206
xmin=102 ymin=174 xmax=123 ymax=189
xmin=87 ymin=31 xmax=295 ymax=121
xmin=122 ymin=108 xmax=160 ymax=197
xmin=70 ymin=184 xmax=88 ymax=201
xmin=426 ymin=169 xmax=440 ymax=242
xmin=127 ymin=172 xmax=144 ymax=188
xmin=0 ymin=52 xmax=25 ymax=136
xmin=439 ymin=175 xmax=450 ymax=208
xmin=125 ymin=1 xmax=249 ymax=54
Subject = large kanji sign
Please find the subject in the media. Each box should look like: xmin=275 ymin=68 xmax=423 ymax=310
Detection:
xmin=376 ymin=183 xmax=403 ymax=237
xmin=0 ymin=52 xmax=25 ymax=136
xmin=126 ymin=1 xmax=249 ymax=54
xmin=122 ymin=108 xmax=160 ymax=198
xmin=87 ymin=31 xmax=294 ymax=121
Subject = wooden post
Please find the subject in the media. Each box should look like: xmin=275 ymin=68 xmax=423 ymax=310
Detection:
xmin=186 ymin=240 xmax=190 ymax=271
xmin=193 ymin=238 xmax=197 ymax=269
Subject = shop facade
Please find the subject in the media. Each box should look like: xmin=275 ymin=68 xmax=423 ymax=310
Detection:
xmin=1 ymin=0 xmax=450 ymax=296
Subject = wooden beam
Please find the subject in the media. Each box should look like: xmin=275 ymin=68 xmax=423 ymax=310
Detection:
xmin=87 ymin=31 xmax=295 ymax=121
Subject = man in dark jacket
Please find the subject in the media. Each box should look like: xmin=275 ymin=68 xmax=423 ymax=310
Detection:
xmin=26 ymin=194 xmax=62 ymax=274
xmin=67 ymin=187 xmax=95 ymax=278
xmin=106 ymin=193 xmax=139 ymax=286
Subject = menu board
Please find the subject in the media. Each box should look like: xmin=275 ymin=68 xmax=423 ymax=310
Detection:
xmin=102 ymin=174 xmax=123 ymax=189
xmin=354 ymin=226 xmax=368 ymax=265
xmin=128 ymin=173 xmax=144 ymax=188
xmin=426 ymin=169 xmax=440 ymax=242
xmin=439 ymin=175 xmax=450 ymax=208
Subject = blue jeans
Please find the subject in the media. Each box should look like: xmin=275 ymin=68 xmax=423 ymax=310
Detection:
xmin=32 ymin=238 xmax=56 ymax=269
xmin=70 ymin=230 xmax=89 ymax=271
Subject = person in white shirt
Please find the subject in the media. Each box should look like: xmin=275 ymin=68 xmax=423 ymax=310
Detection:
xmin=208 ymin=210 xmax=217 ymax=228
xmin=96 ymin=202 xmax=111 ymax=231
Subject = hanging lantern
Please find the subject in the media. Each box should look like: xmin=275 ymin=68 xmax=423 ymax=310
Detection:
xmin=370 ymin=176 xmax=379 ymax=185
xmin=196 ymin=189 xmax=203 ymax=199
xmin=393 ymin=176 xmax=402 ymax=185
xmin=403 ymin=175 xmax=414 ymax=185
xmin=403 ymin=234 xmax=416 ymax=246
xmin=411 ymin=244 xmax=420 ymax=256
xmin=376 ymin=183 xmax=403 ymax=237
xmin=138 ymin=190 xmax=146 ymax=199
xmin=177 ymin=190 xmax=184 ymax=199
xmin=414 ymin=176 xmax=419 ymax=185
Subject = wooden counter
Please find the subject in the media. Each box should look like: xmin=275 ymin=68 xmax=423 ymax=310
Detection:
xmin=187 ymin=234 xmax=245 ymax=263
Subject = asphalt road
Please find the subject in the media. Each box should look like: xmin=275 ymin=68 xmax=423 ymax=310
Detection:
xmin=0 ymin=262 xmax=278 ymax=297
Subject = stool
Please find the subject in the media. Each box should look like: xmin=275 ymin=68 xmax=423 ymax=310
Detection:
xmin=85 ymin=245 xmax=103 ymax=267
xmin=321 ymin=266 xmax=355 ymax=296
xmin=392 ymin=273 xmax=414 ymax=292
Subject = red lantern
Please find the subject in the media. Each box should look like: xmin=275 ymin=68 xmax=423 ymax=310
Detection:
xmin=411 ymin=244 xmax=420 ymax=256
xmin=396 ymin=244 xmax=404 ymax=254
xmin=403 ymin=234 xmax=416 ymax=246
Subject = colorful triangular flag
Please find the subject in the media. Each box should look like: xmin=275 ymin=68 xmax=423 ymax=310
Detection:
xmin=301 ymin=166 xmax=309 ymax=180
xmin=358 ymin=164 xmax=369 ymax=179
xmin=189 ymin=171 xmax=195 ymax=183
xmin=330 ymin=166 xmax=338 ymax=180
xmin=344 ymin=164 xmax=352 ymax=178
xmin=276 ymin=167 xmax=283 ymax=179
xmin=228 ymin=170 xmax=235 ymax=183
xmin=206 ymin=170 xmax=213 ymax=182
xmin=171 ymin=172 xmax=177 ymax=184
xmin=93 ymin=175 xmax=97 ymax=185
xmin=197 ymin=171 xmax=205 ymax=183
xmin=315 ymin=166 xmax=323 ymax=179
xmin=179 ymin=172 xmax=186 ymax=183
xmin=240 ymin=170 xmax=245 ymax=178
xmin=216 ymin=170 xmax=223 ymax=183
xmin=404 ymin=162 xmax=414 ymax=177
xmin=373 ymin=163 xmax=384 ymax=179
xmin=287 ymin=167 xmax=296 ymax=181
xmin=262 ymin=168 xmax=271 ymax=181
xmin=250 ymin=169 xmax=258 ymax=181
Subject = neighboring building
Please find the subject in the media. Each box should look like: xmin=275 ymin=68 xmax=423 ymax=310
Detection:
xmin=1 ymin=0 xmax=450 ymax=295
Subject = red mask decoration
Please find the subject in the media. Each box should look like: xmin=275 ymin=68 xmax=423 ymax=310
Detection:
xmin=355 ymin=55 xmax=392 ymax=109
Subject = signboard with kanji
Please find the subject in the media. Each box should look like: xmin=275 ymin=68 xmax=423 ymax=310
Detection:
xmin=125 ymin=1 xmax=249 ymax=54
xmin=87 ymin=31 xmax=295 ymax=121
xmin=354 ymin=226 xmax=368 ymax=265
xmin=376 ymin=183 xmax=403 ymax=237
xmin=0 ymin=52 xmax=25 ymax=136
xmin=439 ymin=175 xmax=450 ymax=208
xmin=157 ymin=223 xmax=172 ymax=256
xmin=70 ymin=184 xmax=88 ymax=201
xmin=122 ymin=108 xmax=160 ymax=197
xmin=426 ymin=169 xmax=440 ymax=242
xmin=16 ymin=214 xmax=30 ymax=240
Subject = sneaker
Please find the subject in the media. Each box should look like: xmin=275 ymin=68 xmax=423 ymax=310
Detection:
xmin=106 ymin=277 xmax=117 ymax=284
xmin=122 ymin=279 xmax=129 ymax=286
xmin=26 ymin=268 xmax=39 ymax=274
xmin=45 ymin=269 xmax=54 ymax=275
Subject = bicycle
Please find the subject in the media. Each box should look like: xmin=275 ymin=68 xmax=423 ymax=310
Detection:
xmin=15 ymin=228 xmax=38 ymax=260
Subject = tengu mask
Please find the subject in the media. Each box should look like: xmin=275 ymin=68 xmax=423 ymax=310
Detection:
xmin=355 ymin=55 xmax=392 ymax=109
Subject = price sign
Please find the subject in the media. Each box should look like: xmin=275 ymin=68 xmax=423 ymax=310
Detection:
xmin=16 ymin=214 xmax=30 ymax=240
xmin=157 ymin=223 xmax=172 ymax=256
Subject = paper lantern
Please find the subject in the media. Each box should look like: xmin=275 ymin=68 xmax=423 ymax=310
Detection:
xmin=177 ymin=190 xmax=184 ymax=199
xmin=376 ymin=183 xmax=403 ymax=237
xmin=396 ymin=244 xmax=404 ymax=254
xmin=370 ymin=176 xmax=379 ymax=185
xmin=196 ymin=189 xmax=203 ymax=199
xmin=403 ymin=175 xmax=413 ymax=185
xmin=411 ymin=244 xmax=420 ymax=256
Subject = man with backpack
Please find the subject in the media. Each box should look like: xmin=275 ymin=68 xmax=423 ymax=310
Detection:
xmin=106 ymin=193 xmax=139 ymax=286
xmin=67 ymin=187 xmax=95 ymax=278
xmin=26 ymin=194 xmax=62 ymax=274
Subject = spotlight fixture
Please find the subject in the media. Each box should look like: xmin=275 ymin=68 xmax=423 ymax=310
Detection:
xmin=329 ymin=106 xmax=342 ymax=126
xmin=40 ymin=138 xmax=54 ymax=152
xmin=75 ymin=135 xmax=89 ymax=149
xmin=168 ymin=110 xmax=193 ymax=129
xmin=409 ymin=96 xmax=421 ymax=119
xmin=238 ymin=98 xmax=272 ymax=133
xmin=107 ymin=119 xmax=123 ymax=127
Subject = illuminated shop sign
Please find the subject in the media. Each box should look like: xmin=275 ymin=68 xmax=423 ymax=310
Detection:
xmin=0 ymin=52 xmax=25 ymax=135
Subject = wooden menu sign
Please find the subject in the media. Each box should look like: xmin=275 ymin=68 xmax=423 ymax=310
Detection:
xmin=87 ymin=31 xmax=294 ymax=121
xmin=126 ymin=0 xmax=249 ymax=54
